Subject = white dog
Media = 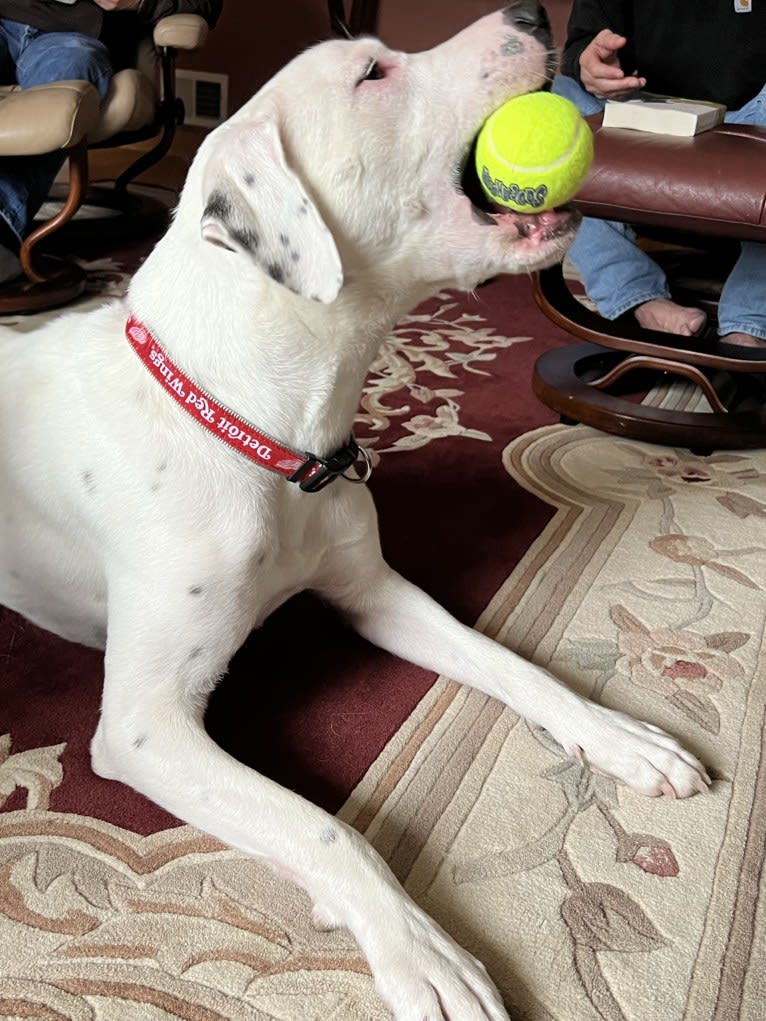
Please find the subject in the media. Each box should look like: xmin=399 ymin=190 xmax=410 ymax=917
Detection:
xmin=0 ymin=3 xmax=709 ymax=1018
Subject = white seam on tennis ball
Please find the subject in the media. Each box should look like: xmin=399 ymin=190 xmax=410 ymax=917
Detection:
xmin=484 ymin=118 xmax=584 ymax=175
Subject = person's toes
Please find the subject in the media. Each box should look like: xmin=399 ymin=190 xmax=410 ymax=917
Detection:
xmin=634 ymin=298 xmax=707 ymax=337
xmin=721 ymin=331 xmax=766 ymax=349
xmin=681 ymin=310 xmax=708 ymax=337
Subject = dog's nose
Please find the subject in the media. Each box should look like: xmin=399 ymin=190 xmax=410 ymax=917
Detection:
xmin=503 ymin=0 xmax=552 ymax=46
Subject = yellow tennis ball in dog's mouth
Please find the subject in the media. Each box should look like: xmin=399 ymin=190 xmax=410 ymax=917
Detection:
xmin=474 ymin=92 xmax=594 ymax=214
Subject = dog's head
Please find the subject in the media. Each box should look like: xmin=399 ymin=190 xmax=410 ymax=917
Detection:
xmin=192 ymin=2 xmax=580 ymax=305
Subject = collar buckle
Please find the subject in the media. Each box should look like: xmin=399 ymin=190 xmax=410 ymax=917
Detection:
xmin=291 ymin=437 xmax=362 ymax=492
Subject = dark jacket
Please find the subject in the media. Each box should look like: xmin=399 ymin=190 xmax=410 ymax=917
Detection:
xmin=0 ymin=1 xmax=223 ymax=69
xmin=560 ymin=0 xmax=766 ymax=111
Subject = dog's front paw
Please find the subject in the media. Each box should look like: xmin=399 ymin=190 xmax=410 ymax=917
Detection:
xmin=361 ymin=899 xmax=509 ymax=1021
xmin=556 ymin=704 xmax=710 ymax=798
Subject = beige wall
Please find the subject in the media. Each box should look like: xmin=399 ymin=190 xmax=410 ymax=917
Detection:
xmin=179 ymin=1 xmax=572 ymax=118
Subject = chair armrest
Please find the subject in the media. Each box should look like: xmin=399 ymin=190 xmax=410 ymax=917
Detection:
xmin=153 ymin=13 xmax=210 ymax=51
xmin=0 ymin=81 xmax=100 ymax=156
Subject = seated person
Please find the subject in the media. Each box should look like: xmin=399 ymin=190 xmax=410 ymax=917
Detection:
xmin=0 ymin=0 xmax=222 ymax=287
xmin=552 ymin=0 xmax=766 ymax=354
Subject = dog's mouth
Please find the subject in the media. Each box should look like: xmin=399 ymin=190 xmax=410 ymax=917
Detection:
xmin=457 ymin=111 xmax=579 ymax=240
xmin=453 ymin=94 xmax=580 ymax=239
xmin=459 ymin=135 xmax=497 ymax=219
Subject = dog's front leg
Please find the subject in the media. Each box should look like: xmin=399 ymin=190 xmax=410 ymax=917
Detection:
xmin=325 ymin=555 xmax=710 ymax=799
xmin=91 ymin=594 xmax=510 ymax=1021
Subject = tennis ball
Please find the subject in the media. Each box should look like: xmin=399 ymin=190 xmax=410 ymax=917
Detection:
xmin=474 ymin=92 xmax=594 ymax=213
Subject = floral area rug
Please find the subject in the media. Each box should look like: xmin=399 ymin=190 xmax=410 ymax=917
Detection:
xmin=2 ymin=239 xmax=764 ymax=1019
xmin=341 ymin=426 xmax=766 ymax=1021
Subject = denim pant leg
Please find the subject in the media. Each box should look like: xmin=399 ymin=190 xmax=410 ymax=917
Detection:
xmin=0 ymin=22 xmax=113 ymax=245
xmin=551 ymin=75 xmax=672 ymax=320
xmin=716 ymin=85 xmax=766 ymax=340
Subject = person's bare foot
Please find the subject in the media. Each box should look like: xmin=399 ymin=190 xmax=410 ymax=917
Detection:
xmin=634 ymin=298 xmax=707 ymax=337
xmin=718 ymin=331 xmax=766 ymax=361
xmin=721 ymin=331 xmax=766 ymax=349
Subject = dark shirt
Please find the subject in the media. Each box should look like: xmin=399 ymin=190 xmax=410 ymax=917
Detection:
xmin=560 ymin=0 xmax=766 ymax=111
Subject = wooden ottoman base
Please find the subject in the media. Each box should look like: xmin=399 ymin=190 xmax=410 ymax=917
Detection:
xmin=533 ymin=341 xmax=766 ymax=455
xmin=532 ymin=260 xmax=766 ymax=454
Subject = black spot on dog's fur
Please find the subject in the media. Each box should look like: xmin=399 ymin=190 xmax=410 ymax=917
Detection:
xmin=204 ymin=190 xmax=260 ymax=253
xmin=230 ymin=227 xmax=259 ymax=252
xmin=203 ymin=190 xmax=233 ymax=222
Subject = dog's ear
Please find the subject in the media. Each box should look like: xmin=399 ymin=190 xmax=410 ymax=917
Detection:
xmin=200 ymin=118 xmax=344 ymax=303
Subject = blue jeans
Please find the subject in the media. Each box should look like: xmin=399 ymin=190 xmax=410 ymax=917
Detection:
xmin=553 ymin=74 xmax=766 ymax=340
xmin=0 ymin=19 xmax=113 ymax=247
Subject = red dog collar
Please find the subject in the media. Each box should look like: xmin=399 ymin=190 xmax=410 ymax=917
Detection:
xmin=125 ymin=316 xmax=371 ymax=492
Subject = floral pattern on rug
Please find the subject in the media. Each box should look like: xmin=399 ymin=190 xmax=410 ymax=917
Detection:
xmin=341 ymin=426 xmax=766 ymax=1021
xmin=358 ymin=295 xmax=532 ymax=463
xmin=1 ymin=737 xmax=383 ymax=1021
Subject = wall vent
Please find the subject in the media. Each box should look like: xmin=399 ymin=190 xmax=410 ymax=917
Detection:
xmin=176 ymin=70 xmax=228 ymax=128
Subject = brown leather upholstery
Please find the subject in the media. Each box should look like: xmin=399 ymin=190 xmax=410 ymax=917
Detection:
xmin=575 ymin=118 xmax=766 ymax=242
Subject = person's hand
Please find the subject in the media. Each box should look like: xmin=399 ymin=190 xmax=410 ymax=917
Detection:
xmin=579 ymin=28 xmax=646 ymax=100
xmin=92 ymin=0 xmax=143 ymax=11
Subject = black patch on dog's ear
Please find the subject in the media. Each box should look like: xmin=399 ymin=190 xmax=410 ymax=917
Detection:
xmin=203 ymin=190 xmax=233 ymax=221
xmin=204 ymin=189 xmax=259 ymax=252
xmin=201 ymin=119 xmax=343 ymax=302
xmin=230 ymin=227 xmax=259 ymax=252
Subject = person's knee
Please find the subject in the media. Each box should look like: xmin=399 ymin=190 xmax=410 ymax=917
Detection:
xmin=724 ymin=81 xmax=766 ymax=127
xmin=551 ymin=74 xmax=605 ymax=116
xmin=16 ymin=32 xmax=113 ymax=100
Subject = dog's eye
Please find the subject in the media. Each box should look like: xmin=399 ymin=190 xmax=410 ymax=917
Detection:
xmin=359 ymin=59 xmax=385 ymax=83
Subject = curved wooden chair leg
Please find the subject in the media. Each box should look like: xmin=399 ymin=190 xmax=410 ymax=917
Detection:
xmin=587 ymin=354 xmax=730 ymax=413
xmin=0 ymin=142 xmax=88 ymax=316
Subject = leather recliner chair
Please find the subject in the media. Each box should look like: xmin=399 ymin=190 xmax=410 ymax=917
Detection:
xmin=0 ymin=13 xmax=210 ymax=315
